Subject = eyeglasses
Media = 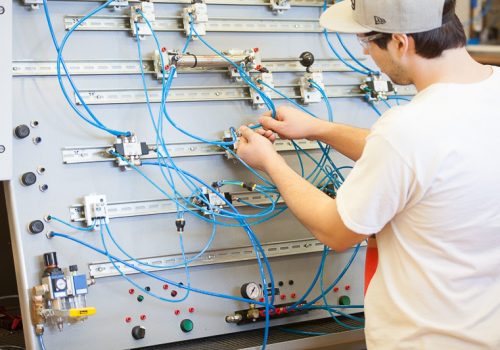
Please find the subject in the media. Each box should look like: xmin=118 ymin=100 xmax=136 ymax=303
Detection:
xmin=357 ymin=33 xmax=385 ymax=49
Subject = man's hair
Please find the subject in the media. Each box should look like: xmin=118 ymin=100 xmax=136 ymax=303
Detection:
xmin=369 ymin=0 xmax=466 ymax=59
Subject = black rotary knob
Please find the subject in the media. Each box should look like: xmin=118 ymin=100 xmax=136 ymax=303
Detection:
xmin=131 ymin=326 xmax=146 ymax=340
xmin=21 ymin=172 xmax=37 ymax=186
xmin=29 ymin=220 xmax=45 ymax=234
xmin=14 ymin=125 xmax=30 ymax=139
xmin=299 ymin=51 xmax=315 ymax=72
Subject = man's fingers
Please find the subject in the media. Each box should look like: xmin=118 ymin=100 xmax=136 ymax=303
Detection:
xmin=238 ymin=125 xmax=255 ymax=141
xmin=259 ymin=116 xmax=282 ymax=132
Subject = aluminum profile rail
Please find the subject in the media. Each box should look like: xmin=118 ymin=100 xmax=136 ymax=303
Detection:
xmin=63 ymin=15 xmax=323 ymax=33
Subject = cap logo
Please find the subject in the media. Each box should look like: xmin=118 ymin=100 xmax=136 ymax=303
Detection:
xmin=351 ymin=0 xmax=355 ymax=10
xmin=374 ymin=16 xmax=387 ymax=25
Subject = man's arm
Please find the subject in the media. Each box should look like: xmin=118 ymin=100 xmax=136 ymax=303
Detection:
xmin=237 ymin=126 xmax=367 ymax=252
xmin=259 ymin=106 xmax=370 ymax=161
xmin=310 ymin=120 xmax=370 ymax=162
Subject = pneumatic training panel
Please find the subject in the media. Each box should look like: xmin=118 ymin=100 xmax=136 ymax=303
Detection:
xmin=5 ymin=0 xmax=409 ymax=349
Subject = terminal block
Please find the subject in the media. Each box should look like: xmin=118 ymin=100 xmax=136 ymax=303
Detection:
xmin=360 ymin=74 xmax=395 ymax=101
xmin=83 ymin=194 xmax=109 ymax=228
xmin=31 ymin=252 xmax=96 ymax=335
xmin=270 ymin=0 xmax=291 ymax=15
xmin=183 ymin=1 xmax=208 ymax=38
xmin=23 ymin=0 xmax=43 ymax=10
xmin=130 ymin=1 xmax=156 ymax=39
xmin=109 ymin=135 xmax=149 ymax=170
xmin=108 ymin=0 xmax=129 ymax=11
xmin=300 ymin=71 xmax=325 ymax=105
xmin=250 ymin=72 xmax=274 ymax=108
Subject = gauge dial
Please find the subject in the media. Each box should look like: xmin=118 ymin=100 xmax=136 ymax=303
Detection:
xmin=55 ymin=278 xmax=67 ymax=291
xmin=241 ymin=282 xmax=261 ymax=300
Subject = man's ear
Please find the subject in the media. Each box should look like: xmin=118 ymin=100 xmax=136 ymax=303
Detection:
xmin=390 ymin=33 xmax=412 ymax=58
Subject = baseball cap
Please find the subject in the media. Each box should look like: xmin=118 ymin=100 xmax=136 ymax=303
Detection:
xmin=320 ymin=0 xmax=449 ymax=34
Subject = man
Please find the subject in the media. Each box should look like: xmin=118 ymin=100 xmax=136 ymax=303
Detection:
xmin=236 ymin=0 xmax=500 ymax=349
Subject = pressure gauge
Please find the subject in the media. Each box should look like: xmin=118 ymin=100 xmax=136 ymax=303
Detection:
xmin=241 ymin=282 xmax=261 ymax=300
xmin=55 ymin=278 xmax=67 ymax=291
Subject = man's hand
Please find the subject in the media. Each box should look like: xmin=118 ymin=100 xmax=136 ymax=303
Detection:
xmin=236 ymin=125 xmax=284 ymax=172
xmin=259 ymin=105 xmax=324 ymax=141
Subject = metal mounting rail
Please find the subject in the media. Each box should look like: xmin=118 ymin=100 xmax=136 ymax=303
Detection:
xmin=69 ymin=191 xmax=283 ymax=224
xmin=12 ymin=58 xmax=363 ymax=76
xmin=88 ymin=238 xmax=328 ymax=278
xmin=64 ymin=15 xmax=322 ymax=33
xmin=73 ymin=84 xmax=417 ymax=105
xmin=61 ymin=139 xmax=320 ymax=164
xmin=53 ymin=0 xmax=331 ymax=6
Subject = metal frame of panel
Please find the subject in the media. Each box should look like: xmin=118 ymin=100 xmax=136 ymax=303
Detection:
xmin=0 ymin=0 xmax=12 ymax=180
xmin=6 ymin=1 xmax=373 ymax=349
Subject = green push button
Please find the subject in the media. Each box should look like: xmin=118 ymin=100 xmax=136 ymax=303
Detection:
xmin=338 ymin=295 xmax=351 ymax=306
xmin=180 ymin=319 xmax=194 ymax=333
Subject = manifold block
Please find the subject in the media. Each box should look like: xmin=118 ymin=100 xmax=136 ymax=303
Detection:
xmin=83 ymin=194 xmax=109 ymax=227
xmin=130 ymin=1 xmax=156 ymax=39
xmin=183 ymin=1 xmax=208 ymax=38
xmin=300 ymin=71 xmax=324 ymax=105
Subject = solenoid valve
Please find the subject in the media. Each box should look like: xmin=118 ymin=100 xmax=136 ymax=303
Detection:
xmin=360 ymin=74 xmax=396 ymax=101
xmin=108 ymin=134 xmax=150 ymax=170
xmin=130 ymin=1 xmax=156 ymax=39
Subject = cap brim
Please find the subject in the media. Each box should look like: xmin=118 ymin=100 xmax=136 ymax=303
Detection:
xmin=319 ymin=1 xmax=371 ymax=34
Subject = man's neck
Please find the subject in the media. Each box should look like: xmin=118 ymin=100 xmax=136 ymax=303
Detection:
xmin=409 ymin=48 xmax=492 ymax=91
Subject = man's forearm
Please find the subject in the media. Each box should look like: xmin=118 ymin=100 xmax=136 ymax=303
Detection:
xmin=264 ymin=158 xmax=365 ymax=251
xmin=311 ymin=121 xmax=369 ymax=162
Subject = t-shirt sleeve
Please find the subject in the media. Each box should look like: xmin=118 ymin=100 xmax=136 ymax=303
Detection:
xmin=336 ymin=133 xmax=416 ymax=235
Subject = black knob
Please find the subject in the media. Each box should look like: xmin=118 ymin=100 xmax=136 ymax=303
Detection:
xmin=14 ymin=125 xmax=30 ymax=139
xmin=69 ymin=265 xmax=78 ymax=272
xmin=299 ymin=51 xmax=315 ymax=71
xmin=29 ymin=220 xmax=45 ymax=234
xmin=21 ymin=172 xmax=37 ymax=186
xmin=131 ymin=326 xmax=146 ymax=340
xmin=43 ymin=252 xmax=58 ymax=268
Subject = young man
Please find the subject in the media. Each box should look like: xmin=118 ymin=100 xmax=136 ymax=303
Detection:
xmin=236 ymin=0 xmax=500 ymax=349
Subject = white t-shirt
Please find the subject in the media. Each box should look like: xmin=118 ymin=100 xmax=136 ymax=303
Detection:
xmin=336 ymin=67 xmax=500 ymax=350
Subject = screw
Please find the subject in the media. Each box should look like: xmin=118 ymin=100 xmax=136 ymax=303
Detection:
xmin=125 ymin=316 xmax=132 ymax=323
xmin=140 ymin=314 xmax=146 ymax=321
xmin=0 ymin=145 xmax=5 ymax=154
xmin=174 ymin=310 xmax=180 ymax=316
xmin=0 ymin=6 xmax=4 ymax=15
xmin=129 ymin=289 xmax=135 ymax=295
xmin=188 ymin=307 xmax=195 ymax=313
